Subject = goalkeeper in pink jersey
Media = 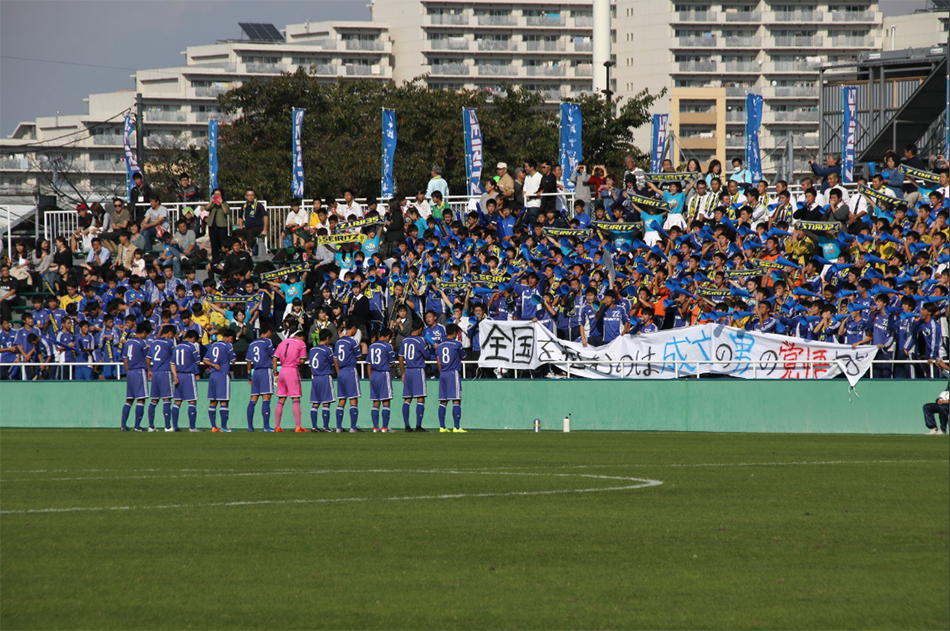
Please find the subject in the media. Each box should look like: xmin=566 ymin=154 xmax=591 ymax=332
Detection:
xmin=271 ymin=328 xmax=309 ymax=432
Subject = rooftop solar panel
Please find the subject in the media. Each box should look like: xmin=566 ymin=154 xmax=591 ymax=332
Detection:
xmin=239 ymin=23 xmax=284 ymax=42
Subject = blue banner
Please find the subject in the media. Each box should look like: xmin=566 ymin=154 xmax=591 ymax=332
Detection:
xmin=650 ymin=114 xmax=668 ymax=173
xmin=745 ymin=94 xmax=763 ymax=182
xmin=462 ymin=108 xmax=484 ymax=197
xmin=381 ymin=108 xmax=396 ymax=198
xmin=123 ymin=114 xmax=140 ymax=198
xmin=841 ymin=86 xmax=857 ymax=183
xmin=208 ymin=119 xmax=219 ymax=194
xmin=559 ymin=103 xmax=582 ymax=193
xmin=292 ymin=108 xmax=305 ymax=198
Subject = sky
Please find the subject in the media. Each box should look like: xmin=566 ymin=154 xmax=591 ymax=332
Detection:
xmin=0 ymin=0 xmax=934 ymax=136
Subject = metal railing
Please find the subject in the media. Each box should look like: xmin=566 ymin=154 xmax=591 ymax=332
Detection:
xmin=477 ymin=39 xmax=513 ymax=51
xmin=477 ymin=65 xmax=516 ymax=76
xmin=722 ymin=62 xmax=758 ymax=72
xmin=526 ymin=65 xmax=565 ymax=77
xmin=525 ymin=40 xmax=565 ymax=52
xmin=429 ymin=38 xmax=469 ymax=50
xmin=678 ymin=61 xmax=717 ymax=73
xmin=772 ymin=86 xmax=817 ymax=97
xmin=144 ymin=111 xmax=187 ymax=123
xmin=430 ymin=63 xmax=469 ymax=75
xmin=772 ymin=35 xmax=824 ymax=47
xmin=678 ymin=36 xmax=717 ymax=47
xmin=773 ymin=61 xmax=821 ymax=72
xmin=725 ymin=12 xmax=760 ymax=22
xmin=344 ymin=40 xmax=384 ymax=51
xmin=725 ymin=36 xmax=760 ymax=47
xmin=773 ymin=10 xmax=824 ymax=22
xmin=194 ymin=86 xmax=233 ymax=98
xmin=93 ymin=135 xmax=123 ymax=146
xmin=245 ymin=62 xmax=285 ymax=74
xmin=831 ymin=35 xmax=875 ymax=47
xmin=476 ymin=15 xmax=516 ymax=26
xmin=574 ymin=65 xmax=593 ymax=77
xmin=429 ymin=14 xmax=469 ymax=26
xmin=2 ymin=359 xmax=940 ymax=383
xmin=573 ymin=16 xmax=593 ymax=27
xmin=675 ymin=11 xmax=717 ymax=22
xmin=771 ymin=110 xmax=819 ymax=122
xmin=831 ymin=10 xmax=875 ymax=21
xmin=526 ymin=15 xmax=565 ymax=27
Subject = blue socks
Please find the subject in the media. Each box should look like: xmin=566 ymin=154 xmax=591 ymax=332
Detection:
xmin=382 ymin=406 xmax=390 ymax=429
xmin=172 ymin=403 xmax=181 ymax=429
xmin=438 ymin=403 xmax=446 ymax=428
xmin=403 ymin=401 xmax=411 ymax=427
xmin=416 ymin=403 xmax=425 ymax=428
xmin=349 ymin=406 xmax=358 ymax=429
xmin=371 ymin=408 xmax=379 ymax=429
xmin=322 ymin=407 xmax=330 ymax=430
xmin=134 ymin=402 xmax=145 ymax=428
xmin=147 ymin=402 xmax=157 ymax=428
xmin=121 ymin=403 xmax=131 ymax=429
xmin=247 ymin=401 xmax=255 ymax=430
xmin=262 ymin=400 xmax=271 ymax=429
xmin=336 ymin=407 xmax=344 ymax=430
xmin=452 ymin=404 xmax=461 ymax=429
xmin=187 ymin=403 xmax=197 ymax=429
xmin=311 ymin=407 xmax=320 ymax=430
xmin=219 ymin=405 xmax=229 ymax=429
xmin=208 ymin=408 xmax=217 ymax=429
xmin=163 ymin=401 xmax=171 ymax=429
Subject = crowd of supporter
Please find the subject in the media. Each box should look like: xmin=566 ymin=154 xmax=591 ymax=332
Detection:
xmin=0 ymin=145 xmax=947 ymax=381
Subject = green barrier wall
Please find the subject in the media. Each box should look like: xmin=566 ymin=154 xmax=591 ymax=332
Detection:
xmin=0 ymin=379 xmax=938 ymax=433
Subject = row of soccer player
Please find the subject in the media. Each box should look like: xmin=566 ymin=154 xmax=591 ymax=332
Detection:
xmin=118 ymin=317 xmax=468 ymax=433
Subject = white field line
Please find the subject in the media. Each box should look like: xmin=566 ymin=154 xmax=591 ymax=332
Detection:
xmin=0 ymin=471 xmax=663 ymax=515
xmin=1 ymin=459 xmax=945 ymax=483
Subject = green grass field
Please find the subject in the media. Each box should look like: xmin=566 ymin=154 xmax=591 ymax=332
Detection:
xmin=1 ymin=430 xmax=947 ymax=630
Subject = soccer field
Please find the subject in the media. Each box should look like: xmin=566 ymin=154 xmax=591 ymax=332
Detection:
xmin=1 ymin=430 xmax=947 ymax=630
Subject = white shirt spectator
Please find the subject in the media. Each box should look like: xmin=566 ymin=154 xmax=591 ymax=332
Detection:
xmin=412 ymin=199 xmax=432 ymax=220
xmin=144 ymin=205 xmax=170 ymax=233
xmin=339 ymin=200 xmax=363 ymax=220
xmin=524 ymin=172 xmax=542 ymax=209
xmin=285 ymin=208 xmax=308 ymax=229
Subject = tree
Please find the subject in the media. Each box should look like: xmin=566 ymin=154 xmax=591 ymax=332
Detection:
xmin=141 ymin=133 xmax=209 ymax=202
xmin=566 ymin=87 xmax=667 ymax=169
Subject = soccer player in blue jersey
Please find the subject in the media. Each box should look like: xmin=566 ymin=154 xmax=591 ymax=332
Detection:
xmin=367 ymin=328 xmax=397 ymax=432
xmin=245 ymin=325 xmax=276 ymax=431
xmin=436 ymin=324 xmax=466 ymax=433
xmin=120 ymin=323 xmax=151 ymax=431
xmin=146 ymin=325 xmax=179 ymax=431
xmin=308 ymin=329 xmax=335 ymax=432
xmin=334 ymin=318 xmax=363 ymax=432
xmin=599 ymin=290 xmax=630 ymax=343
xmin=399 ymin=318 xmax=429 ymax=432
xmin=203 ymin=329 xmax=237 ymax=432
xmin=172 ymin=330 xmax=201 ymax=431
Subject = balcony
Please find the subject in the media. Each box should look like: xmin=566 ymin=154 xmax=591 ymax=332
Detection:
xmin=725 ymin=135 xmax=744 ymax=148
xmin=725 ymin=36 xmax=761 ymax=47
xmin=478 ymin=39 xmax=513 ymax=51
xmin=429 ymin=14 xmax=469 ymax=26
xmin=831 ymin=35 xmax=875 ymax=47
xmin=574 ymin=15 xmax=593 ymax=27
xmin=306 ymin=39 xmax=337 ymax=51
xmin=525 ymin=40 xmax=565 ymax=52
xmin=92 ymin=135 xmax=123 ymax=146
xmin=430 ymin=63 xmax=469 ymax=75
xmin=526 ymin=65 xmax=565 ymax=77
xmin=477 ymin=15 xmax=516 ymax=26
xmin=772 ymin=61 xmax=821 ymax=72
xmin=194 ymin=111 xmax=221 ymax=123
xmin=725 ymin=111 xmax=745 ymax=122
xmin=771 ymin=86 xmax=817 ymax=97
xmin=574 ymin=64 xmax=592 ymax=77
xmin=344 ymin=39 xmax=384 ymax=51
xmin=574 ymin=40 xmax=592 ymax=52
xmin=345 ymin=65 xmax=373 ymax=76
xmin=771 ymin=35 xmax=824 ymax=47
xmin=724 ymin=12 xmax=760 ymax=22
xmin=145 ymin=111 xmax=186 ymax=122
xmin=430 ymin=38 xmax=469 ymax=50
xmin=0 ymin=157 xmax=30 ymax=170
xmin=722 ymin=62 xmax=759 ymax=73
xmin=770 ymin=110 xmax=819 ymax=122
xmin=477 ymin=64 xmax=516 ymax=76
xmin=310 ymin=64 xmax=338 ymax=76
xmin=677 ymin=61 xmax=717 ymax=73
xmin=526 ymin=14 xmax=566 ymax=27
xmin=245 ymin=62 xmax=284 ymax=74
xmin=530 ymin=89 xmax=562 ymax=101
xmin=677 ymin=36 xmax=717 ymax=47
xmin=725 ymin=86 xmax=758 ymax=97
xmin=797 ymin=133 xmax=819 ymax=145
xmin=194 ymin=85 xmax=232 ymax=97
xmin=772 ymin=10 xmax=824 ymax=22
xmin=89 ymin=160 xmax=122 ymax=172
xmin=674 ymin=11 xmax=718 ymax=22
xmin=831 ymin=10 xmax=875 ymax=21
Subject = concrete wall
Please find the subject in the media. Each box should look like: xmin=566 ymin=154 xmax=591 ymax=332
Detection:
xmin=0 ymin=379 xmax=938 ymax=433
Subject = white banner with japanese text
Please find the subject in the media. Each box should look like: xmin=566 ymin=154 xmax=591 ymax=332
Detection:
xmin=477 ymin=321 xmax=875 ymax=382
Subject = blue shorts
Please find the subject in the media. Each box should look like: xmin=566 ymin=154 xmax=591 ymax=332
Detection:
xmin=126 ymin=368 xmax=147 ymax=400
xmin=336 ymin=367 xmax=361 ymax=400
xmin=175 ymin=373 xmax=197 ymax=402
xmin=369 ymin=371 xmax=393 ymax=401
xmin=207 ymin=373 xmax=231 ymax=401
xmin=150 ymin=371 xmax=175 ymax=400
xmin=250 ymin=368 xmax=273 ymax=396
xmin=310 ymin=375 xmax=335 ymax=404
xmin=438 ymin=371 xmax=462 ymax=401
xmin=402 ymin=367 xmax=427 ymax=399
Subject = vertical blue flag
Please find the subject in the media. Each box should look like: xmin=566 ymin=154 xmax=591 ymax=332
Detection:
xmin=559 ymin=103 xmax=582 ymax=193
xmin=745 ymin=93 xmax=763 ymax=182
xmin=123 ymin=114 xmax=140 ymax=198
xmin=208 ymin=119 xmax=219 ymax=194
xmin=841 ymin=86 xmax=857 ymax=183
xmin=381 ymin=108 xmax=397 ymax=198
xmin=292 ymin=108 xmax=305 ymax=198
xmin=462 ymin=108 xmax=484 ymax=196
xmin=650 ymin=114 xmax=668 ymax=173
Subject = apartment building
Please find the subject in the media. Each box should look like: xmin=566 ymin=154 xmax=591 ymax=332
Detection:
xmin=615 ymin=1 xmax=885 ymax=175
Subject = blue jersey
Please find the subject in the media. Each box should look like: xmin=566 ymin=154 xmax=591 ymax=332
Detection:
xmin=149 ymin=337 xmax=175 ymax=372
xmin=334 ymin=336 xmax=361 ymax=369
xmin=367 ymin=341 xmax=396 ymax=373
xmin=581 ymin=304 xmax=602 ymax=338
xmin=174 ymin=342 xmax=201 ymax=374
xmin=204 ymin=341 xmax=236 ymax=375
xmin=436 ymin=339 xmax=466 ymax=373
xmin=57 ymin=331 xmax=77 ymax=362
xmin=871 ymin=312 xmax=895 ymax=348
xmin=424 ymin=323 xmax=446 ymax=348
xmin=123 ymin=337 xmax=149 ymax=370
xmin=308 ymin=345 xmax=334 ymax=376
xmin=246 ymin=338 xmax=275 ymax=370
xmin=399 ymin=336 xmax=429 ymax=369
xmin=31 ymin=308 xmax=51 ymax=331
xmin=0 ymin=329 xmax=18 ymax=363
xmin=601 ymin=305 xmax=629 ymax=343
xmin=75 ymin=333 xmax=95 ymax=362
